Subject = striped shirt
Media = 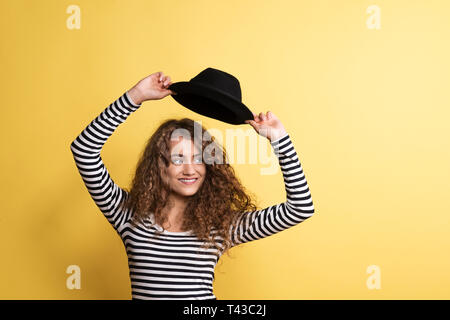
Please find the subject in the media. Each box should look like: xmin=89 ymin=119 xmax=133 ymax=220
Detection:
xmin=70 ymin=91 xmax=315 ymax=300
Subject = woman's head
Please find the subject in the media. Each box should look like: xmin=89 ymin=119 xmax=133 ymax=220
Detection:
xmin=161 ymin=133 xmax=206 ymax=198
xmin=120 ymin=117 xmax=258 ymax=258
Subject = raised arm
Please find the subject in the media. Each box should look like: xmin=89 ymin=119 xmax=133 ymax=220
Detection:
xmin=230 ymin=113 xmax=315 ymax=246
xmin=70 ymin=72 xmax=175 ymax=232
xmin=70 ymin=91 xmax=142 ymax=231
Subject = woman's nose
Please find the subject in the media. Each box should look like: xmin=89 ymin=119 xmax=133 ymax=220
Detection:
xmin=182 ymin=162 xmax=196 ymax=174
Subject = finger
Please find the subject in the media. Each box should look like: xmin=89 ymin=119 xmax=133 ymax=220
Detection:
xmin=159 ymin=73 xmax=165 ymax=82
xmin=267 ymin=111 xmax=272 ymax=119
xmin=163 ymin=76 xmax=171 ymax=87
xmin=154 ymin=72 xmax=161 ymax=82
xmin=259 ymin=112 xmax=265 ymax=121
xmin=245 ymin=120 xmax=257 ymax=128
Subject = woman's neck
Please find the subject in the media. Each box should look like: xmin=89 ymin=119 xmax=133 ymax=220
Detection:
xmin=159 ymin=193 xmax=189 ymax=229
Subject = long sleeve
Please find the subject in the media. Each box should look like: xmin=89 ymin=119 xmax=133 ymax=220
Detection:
xmin=70 ymin=91 xmax=142 ymax=232
xmin=229 ymin=132 xmax=315 ymax=247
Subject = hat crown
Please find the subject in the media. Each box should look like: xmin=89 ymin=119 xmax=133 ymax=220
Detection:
xmin=190 ymin=67 xmax=242 ymax=102
xmin=168 ymin=67 xmax=254 ymax=125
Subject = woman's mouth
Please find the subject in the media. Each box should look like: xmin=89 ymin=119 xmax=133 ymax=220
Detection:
xmin=178 ymin=178 xmax=198 ymax=185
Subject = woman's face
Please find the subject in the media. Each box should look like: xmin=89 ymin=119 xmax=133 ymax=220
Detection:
xmin=162 ymin=137 xmax=206 ymax=197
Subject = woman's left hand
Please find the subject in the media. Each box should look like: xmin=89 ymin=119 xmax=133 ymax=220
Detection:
xmin=245 ymin=111 xmax=287 ymax=143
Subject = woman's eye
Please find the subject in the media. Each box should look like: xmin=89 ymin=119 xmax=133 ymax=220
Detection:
xmin=171 ymin=157 xmax=203 ymax=165
xmin=172 ymin=158 xmax=183 ymax=165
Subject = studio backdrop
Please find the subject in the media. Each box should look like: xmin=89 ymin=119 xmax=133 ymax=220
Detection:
xmin=1 ymin=0 xmax=449 ymax=299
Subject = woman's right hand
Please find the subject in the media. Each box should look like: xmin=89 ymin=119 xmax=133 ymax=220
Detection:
xmin=127 ymin=71 xmax=176 ymax=104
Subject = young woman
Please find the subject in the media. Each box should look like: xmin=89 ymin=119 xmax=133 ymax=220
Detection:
xmin=70 ymin=71 xmax=315 ymax=300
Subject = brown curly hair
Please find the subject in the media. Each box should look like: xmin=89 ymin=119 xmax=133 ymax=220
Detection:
xmin=119 ymin=118 xmax=259 ymax=259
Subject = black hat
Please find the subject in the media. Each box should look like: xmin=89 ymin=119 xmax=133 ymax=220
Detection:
xmin=167 ymin=67 xmax=254 ymax=125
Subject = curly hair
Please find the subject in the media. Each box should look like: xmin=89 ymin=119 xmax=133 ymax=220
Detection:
xmin=118 ymin=118 xmax=259 ymax=259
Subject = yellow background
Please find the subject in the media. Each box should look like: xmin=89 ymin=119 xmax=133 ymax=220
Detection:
xmin=1 ymin=0 xmax=449 ymax=299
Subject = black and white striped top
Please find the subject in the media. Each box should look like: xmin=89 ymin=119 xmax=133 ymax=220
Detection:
xmin=70 ymin=91 xmax=315 ymax=300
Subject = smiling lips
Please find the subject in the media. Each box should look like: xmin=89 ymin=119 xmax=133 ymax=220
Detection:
xmin=178 ymin=178 xmax=198 ymax=185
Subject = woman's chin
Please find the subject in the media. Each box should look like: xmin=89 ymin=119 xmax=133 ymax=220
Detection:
xmin=173 ymin=189 xmax=198 ymax=197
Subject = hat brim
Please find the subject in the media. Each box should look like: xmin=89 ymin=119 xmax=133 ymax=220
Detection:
xmin=168 ymin=82 xmax=254 ymax=125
